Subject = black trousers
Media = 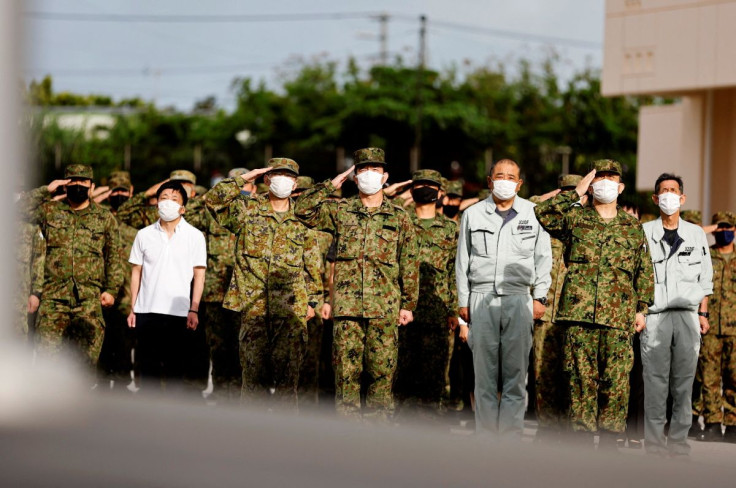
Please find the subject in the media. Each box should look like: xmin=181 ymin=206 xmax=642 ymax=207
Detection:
xmin=136 ymin=313 xmax=188 ymax=393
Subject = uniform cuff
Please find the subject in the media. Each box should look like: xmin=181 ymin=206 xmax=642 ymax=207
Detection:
xmin=637 ymin=301 xmax=649 ymax=315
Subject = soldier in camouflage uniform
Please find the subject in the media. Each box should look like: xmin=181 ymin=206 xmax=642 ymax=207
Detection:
xmin=696 ymin=211 xmax=736 ymax=443
xmin=528 ymin=174 xmax=582 ymax=439
xmin=535 ymin=160 xmax=654 ymax=448
xmin=681 ymin=210 xmax=702 ymax=226
xmin=16 ymin=216 xmax=43 ymax=338
xmin=294 ymin=148 xmax=420 ymax=421
xmin=98 ymin=174 xmax=139 ymax=390
xmin=443 ymin=180 xmax=463 ymax=223
xmin=19 ymin=165 xmax=123 ymax=368
xmin=292 ymin=176 xmax=334 ymax=407
xmin=204 ymin=159 xmax=322 ymax=409
xmin=200 ymin=168 xmax=247 ymax=403
xmin=394 ymin=170 xmax=458 ymax=416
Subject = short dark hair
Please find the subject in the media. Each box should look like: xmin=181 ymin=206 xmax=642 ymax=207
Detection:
xmin=654 ymin=173 xmax=684 ymax=195
xmin=156 ymin=181 xmax=188 ymax=206
xmin=488 ymin=159 xmax=520 ymax=177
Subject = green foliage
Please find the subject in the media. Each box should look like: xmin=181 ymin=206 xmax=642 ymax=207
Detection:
xmin=27 ymin=59 xmax=663 ymax=196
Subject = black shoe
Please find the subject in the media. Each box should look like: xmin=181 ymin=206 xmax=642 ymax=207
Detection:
xmin=723 ymin=426 xmax=736 ymax=444
xmin=688 ymin=416 xmax=702 ymax=438
xmin=696 ymin=423 xmax=723 ymax=442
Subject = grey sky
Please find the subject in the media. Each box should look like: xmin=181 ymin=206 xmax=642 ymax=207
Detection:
xmin=24 ymin=0 xmax=605 ymax=110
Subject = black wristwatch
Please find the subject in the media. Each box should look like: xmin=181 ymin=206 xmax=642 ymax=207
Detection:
xmin=534 ymin=297 xmax=548 ymax=306
xmin=698 ymin=311 xmax=710 ymax=319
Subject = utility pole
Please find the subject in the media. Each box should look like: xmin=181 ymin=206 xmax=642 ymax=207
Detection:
xmin=410 ymin=14 xmax=427 ymax=174
xmin=379 ymin=12 xmax=389 ymax=65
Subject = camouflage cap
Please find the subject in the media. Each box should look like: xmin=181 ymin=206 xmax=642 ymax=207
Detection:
xmin=170 ymin=169 xmax=196 ymax=185
xmin=558 ymin=174 xmax=583 ymax=190
xmin=228 ymin=167 xmax=249 ymax=178
xmin=193 ymin=185 xmax=208 ymax=196
xmin=108 ymin=175 xmax=132 ymax=191
xmin=477 ymin=189 xmax=491 ymax=200
xmin=64 ymin=164 xmax=93 ymax=180
xmin=109 ymin=170 xmax=131 ymax=181
xmin=591 ymin=159 xmax=622 ymax=176
xmin=712 ymin=211 xmax=736 ymax=226
xmin=440 ymin=177 xmax=449 ymax=193
xmin=446 ymin=180 xmax=463 ymax=197
xmin=412 ymin=169 xmax=443 ymax=186
xmin=295 ymin=176 xmax=314 ymax=190
xmin=268 ymin=157 xmax=299 ymax=176
xmin=353 ymin=147 xmax=386 ymax=167
xmin=680 ymin=210 xmax=702 ymax=225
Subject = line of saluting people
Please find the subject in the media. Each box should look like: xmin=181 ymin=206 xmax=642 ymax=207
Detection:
xmin=14 ymin=148 xmax=736 ymax=455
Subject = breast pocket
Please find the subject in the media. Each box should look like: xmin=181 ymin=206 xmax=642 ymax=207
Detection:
xmin=337 ymin=223 xmax=362 ymax=260
xmin=568 ymin=227 xmax=597 ymax=263
xmin=79 ymin=219 xmax=105 ymax=256
xmin=376 ymin=225 xmax=398 ymax=264
xmin=470 ymin=229 xmax=492 ymax=256
xmin=511 ymin=226 xmax=535 ymax=257
xmin=243 ymin=217 xmax=270 ymax=257
xmin=612 ymin=237 xmax=635 ymax=276
xmin=677 ymin=253 xmax=701 ymax=281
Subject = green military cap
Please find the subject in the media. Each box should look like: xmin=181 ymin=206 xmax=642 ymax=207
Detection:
xmin=228 ymin=167 xmax=249 ymax=178
xmin=170 ymin=169 xmax=196 ymax=185
xmin=477 ymin=189 xmax=491 ymax=200
xmin=108 ymin=175 xmax=131 ymax=191
xmin=446 ymin=180 xmax=463 ymax=197
xmin=680 ymin=210 xmax=702 ymax=225
xmin=591 ymin=159 xmax=622 ymax=175
xmin=558 ymin=174 xmax=583 ymax=190
xmin=256 ymin=183 xmax=269 ymax=194
xmin=440 ymin=177 xmax=449 ymax=193
xmin=268 ymin=157 xmax=299 ymax=176
xmin=109 ymin=170 xmax=131 ymax=181
xmin=193 ymin=185 xmax=208 ymax=196
xmin=64 ymin=164 xmax=93 ymax=180
xmin=712 ymin=211 xmax=736 ymax=226
xmin=411 ymin=169 xmax=443 ymax=186
xmin=353 ymin=147 xmax=386 ymax=167
xmin=295 ymin=176 xmax=314 ymax=190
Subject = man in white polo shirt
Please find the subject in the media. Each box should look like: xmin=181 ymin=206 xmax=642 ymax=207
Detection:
xmin=128 ymin=181 xmax=207 ymax=393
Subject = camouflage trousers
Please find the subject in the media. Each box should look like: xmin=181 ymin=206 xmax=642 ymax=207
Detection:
xmin=564 ymin=324 xmax=633 ymax=434
xmin=204 ymin=303 xmax=241 ymax=403
xmin=395 ymin=312 xmax=453 ymax=411
xmin=696 ymin=334 xmax=736 ymax=425
xmin=333 ymin=316 xmax=398 ymax=421
xmin=36 ymin=297 xmax=105 ymax=367
xmin=298 ymin=315 xmax=324 ymax=407
xmin=533 ymin=319 xmax=568 ymax=430
xmin=239 ymin=312 xmax=306 ymax=410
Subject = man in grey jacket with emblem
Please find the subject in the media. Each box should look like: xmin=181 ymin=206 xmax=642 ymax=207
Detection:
xmin=456 ymin=159 xmax=552 ymax=435
xmin=642 ymin=173 xmax=713 ymax=456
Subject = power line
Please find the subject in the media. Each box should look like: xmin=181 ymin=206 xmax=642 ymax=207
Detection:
xmin=24 ymin=11 xmax=383 ymax=23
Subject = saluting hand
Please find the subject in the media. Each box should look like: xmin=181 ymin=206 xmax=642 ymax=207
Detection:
xmin=241 ymin=167 xmax=273 ymax=183
xmin=331 ymin=166 xmax=355 ymax=189
xmin=47 ymin=179 xmax=71 ymax=193
xmin=575 ymin=169 xmax=597 ymax=198
xmin=145 ymin=179 xmax=169 ymax=197
xmin=537 ymin=189 xmax=561 ymax=202
xmin=383 ymin=180 xmax=412 ymax=197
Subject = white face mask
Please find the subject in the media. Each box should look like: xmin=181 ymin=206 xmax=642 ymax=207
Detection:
xmin=158 ymin=199 xmax=182 ymax=222
xmin=269 ymin=175 xmax=294 ymax=199
xmin=657 ymin=192 xmax=681 ymax=216
xmin=491 ymin=179 xmax=518 ymax=201
xmin=591 ymin=179 xmax=620 ymax=204
xmin=355 ymin=170 xmax=384 ymax=195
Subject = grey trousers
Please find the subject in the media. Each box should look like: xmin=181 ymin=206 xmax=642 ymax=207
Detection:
xmin=641 ymin=310 xmax=700 ymax=455
xmin=468 ymin=292 xmax=533 ymax=436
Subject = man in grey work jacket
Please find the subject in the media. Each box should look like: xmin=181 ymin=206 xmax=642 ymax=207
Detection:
xmin=456 ymin=159 xmax=552 ymax=435
xmin=642 ymin=173 xmax=713 ymax=456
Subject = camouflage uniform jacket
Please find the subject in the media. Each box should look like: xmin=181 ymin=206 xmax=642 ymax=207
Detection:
xmin=117 ymin=192 xmax=208 ymax=231
xmin=709 ymin=247 xmax=736 ymax=336
xmin=534 ymin=190 xmax=654 ymax=330
xmin=114 ymin=214 xmax=138 ymax=315
xmin=202 ymin=210 xmax=236 ymax=304
xmin=541 ymin=236 xmax=567 ymax=323
xmin=409 ymin=211 xmax=457 ymax=318
xmin=294 ymin=180 xmax=419 ymax=319
xmin=204 ymin=178 xmax=322 ymax=314
xmin=21 ymin=187 xmax=124 ymax=301
xmin=311 ymin=229 xmax=333 ymax=308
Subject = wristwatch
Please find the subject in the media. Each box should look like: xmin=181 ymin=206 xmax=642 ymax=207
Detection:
xmin=698 ymin=311 xmax=710 ymax=318
xmin=534 ymin=297 xmax=548 ymax=306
